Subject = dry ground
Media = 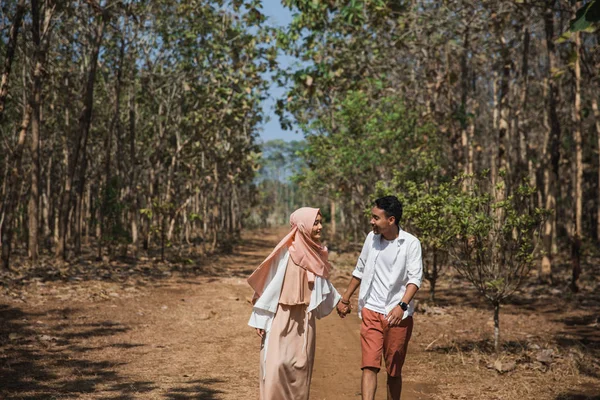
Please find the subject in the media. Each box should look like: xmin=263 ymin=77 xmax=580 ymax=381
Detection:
xmin=1 ymin=228 xmax=599 ymax=399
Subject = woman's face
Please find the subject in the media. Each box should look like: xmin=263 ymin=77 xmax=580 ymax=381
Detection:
xmin=311 ymin=213 xmax=323 ymax=242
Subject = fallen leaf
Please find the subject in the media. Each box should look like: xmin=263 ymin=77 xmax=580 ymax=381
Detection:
xmin=536 ymin=349 xmax=554 ymax=364
xmin=488 ymin=359 xmax=516 ymax=373
xmin=198 ymin=310 xmax=217 ymax=320
xmin=38 ymin=335 xmax=59 ymax=341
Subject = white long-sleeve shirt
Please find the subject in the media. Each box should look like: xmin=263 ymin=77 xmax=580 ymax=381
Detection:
xmin=248 ymin=248 xmax=341 ymax=380
xmin=352 ymin=229 xmax=423 ymax=319
xmin=248 ymin=248 xmax=341 ymax=331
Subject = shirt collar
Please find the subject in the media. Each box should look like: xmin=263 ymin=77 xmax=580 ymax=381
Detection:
xmin=377 ymin=228 xmax=403 ymax=246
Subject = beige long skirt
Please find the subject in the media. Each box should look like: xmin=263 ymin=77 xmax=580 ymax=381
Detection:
xmin=260 ymin=303 xmax=316 ymax=400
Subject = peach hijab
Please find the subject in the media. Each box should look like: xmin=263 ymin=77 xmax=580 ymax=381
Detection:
xmin=247 ymin=207 xmax=331 ymax=298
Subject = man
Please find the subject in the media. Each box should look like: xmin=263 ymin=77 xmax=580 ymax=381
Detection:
xmin=337 ymin=196 xmax=423 ymax=400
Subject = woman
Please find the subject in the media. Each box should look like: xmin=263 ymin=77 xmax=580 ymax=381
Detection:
xmin=248 ymin=207 xmax=341 ymax=400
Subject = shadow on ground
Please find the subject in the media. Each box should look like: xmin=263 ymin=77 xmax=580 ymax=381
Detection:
xmin=555 ymin=392 xmax=600 ymax=400
xmin=0 ymin=304 xmax=142 ymax=398
xmin=165 ymin=379 xmax=224 ymax=400
xmin=0 ymin=304 xmax=223 ymax=399
xmin=428 ymin=337 xmax=531 ymax=355
xmin=554 ymin=313 xmax=600 ymax=379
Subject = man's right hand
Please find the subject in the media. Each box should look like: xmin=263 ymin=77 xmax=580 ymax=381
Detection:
xmin=255 ymin=328 xmax=265 ymax=339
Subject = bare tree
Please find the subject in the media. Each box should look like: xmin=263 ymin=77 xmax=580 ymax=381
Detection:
xmin=0 ymin=0 xmax=27 ymax=120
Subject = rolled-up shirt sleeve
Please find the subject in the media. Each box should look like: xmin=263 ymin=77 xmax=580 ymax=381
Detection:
xmin=352 ymin=233 xmax=371 ymax=280
xmin=406 ymin=239 xmax=423 ymax=288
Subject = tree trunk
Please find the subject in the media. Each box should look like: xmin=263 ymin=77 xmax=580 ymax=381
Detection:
xmin=493 ymin=301 xmax=500 ymax=354
xmin=491 ymin=73 xmax=499 ymax=188
xmin=183 ymin=208 xmax=190 ymax=245
xmin=429 ymin=251 xmax=438 ymax=303
xmin=330 ymin=199 xmax=336 ymax=238
xmin=0 ymin=0 xmax=27 ymax=120
xmin=340 ymin=204 xmax=346 ymax=240
xmin=28 ymin=83 xmax=41 ymax=262
xmin=230 ymin=184 xmax=236 ymax=235
xmin=592 ymin=97 xmax=600 ymax=243
xmin=98 ymin=37 xmax=125 ymax=260
xmin=233 ymin=184 xmax=241 ymax=233
xmin=43 ymin=112 xmax=57 ymax=243
xmin=515 ymin=25 xmax=531 ymax=186
xmin=128 ymin=81 xmax=138 ymax=257
xmin=495 ymin=28 xmax=510 ymax=203
xmin=57 ymin=11 xmax=106 ymax=259
xmin=570 ymin=30 xmax=582 ymax=292
xmin=84 ymin=184 xmax=91 ymax=245
xmin=160 ymin=216 xmax=166 ymax=262
xmin=28 ymin=0 xmax=54 ymax=263
xmin=56 ymin=96 xmax=69 ymax=257
xmin=467 ymin=117 xmax=475 ymax=177
xmin=1 ymin=102 xmax=32 ymax=269
xmin=42 ymin=190 xmax=50 ymax=241
xmin=460 ymin=26 xmax=471 ymax=185
xmin=75 ymin=189 xmax=84 ymax=254
xmin=541 ymin=3 xmax=561 ymax=283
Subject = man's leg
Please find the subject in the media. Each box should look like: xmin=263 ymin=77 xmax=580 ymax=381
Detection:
xmin=383 ymin=317 xmax=414 ymax=400
xmin=362 ymin=367 xmax=378 ymax=400
xmin=386 ymin=374 xmax=402 ymax=400
xmin=360 ymin=309 xmax=385 ymax=400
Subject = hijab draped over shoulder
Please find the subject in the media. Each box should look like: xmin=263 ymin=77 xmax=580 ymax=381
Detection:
xmin=247 ymin=207 xmax=331 ymax=298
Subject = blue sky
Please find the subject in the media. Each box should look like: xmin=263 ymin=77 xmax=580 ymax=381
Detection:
xmin=257 ymin=2 xmax=302 ymax=144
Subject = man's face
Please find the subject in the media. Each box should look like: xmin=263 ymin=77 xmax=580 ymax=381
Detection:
xmin=311 ymin=213 xmax=323 ymax=242
xmin=370 ymin=206 xmax=395 ymax=235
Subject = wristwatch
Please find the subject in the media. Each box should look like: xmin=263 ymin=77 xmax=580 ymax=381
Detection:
xmin=398 ymin=301 xmax=408 ymax=311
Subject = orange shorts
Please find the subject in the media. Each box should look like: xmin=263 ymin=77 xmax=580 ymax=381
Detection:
xmin=360 ymin=307 xmax=413 ymax=377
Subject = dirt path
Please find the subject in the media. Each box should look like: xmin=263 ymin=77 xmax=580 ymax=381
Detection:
xmin=2 ymin=229 xmax=599 ymax=399
xmin=311 ymin=305 xmax=434 ymax=400
xmin=0 ymin=229 xmax=432 ymax=399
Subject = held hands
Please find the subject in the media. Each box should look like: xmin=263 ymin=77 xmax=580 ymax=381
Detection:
xmin=255 ymin=328 xmax=265 ymax=339
xmin=336 ymin=299 xmax=352 ymax=318
xmin=385 ymin=305 xmax=404 ymax=327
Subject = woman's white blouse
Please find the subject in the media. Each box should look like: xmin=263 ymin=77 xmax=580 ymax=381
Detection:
xmin=248 ymin=248 xmax=341 ymax=331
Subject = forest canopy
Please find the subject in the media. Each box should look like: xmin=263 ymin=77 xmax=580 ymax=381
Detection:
xmin=0 ymin=0 xmax=598 ymax=295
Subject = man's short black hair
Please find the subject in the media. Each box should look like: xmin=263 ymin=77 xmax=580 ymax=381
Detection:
xmin=374 ymin=196 xmax=403 ymax=226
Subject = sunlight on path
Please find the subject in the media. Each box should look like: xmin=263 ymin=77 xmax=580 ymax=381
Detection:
xmin=312 ymin=306 xmax=434 ymax=400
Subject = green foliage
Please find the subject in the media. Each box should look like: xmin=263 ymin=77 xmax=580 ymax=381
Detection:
xmin=291 ymin=90 xmax=442 ymax=238
xmin=100 ymin=177 xmax=130 ymax=245
xmin=383 ymin=167 xmax=547 ymax=304
xmin=444 ymin=173 xmax=548 ymax=305
xmin=399 ymin=179 xmax=458 ymax=252
xmin=188 ymin=213 xmax=203 ymax=223
xmin=570 ymin=0 xmax=600 ymax=32
xmin=375 ymin=164 xmax=458 ymax=300
xmin=275 ymin=0 xmax=458 ymax=240
xmin=275 ymin=0 xmax=410 ymax=129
